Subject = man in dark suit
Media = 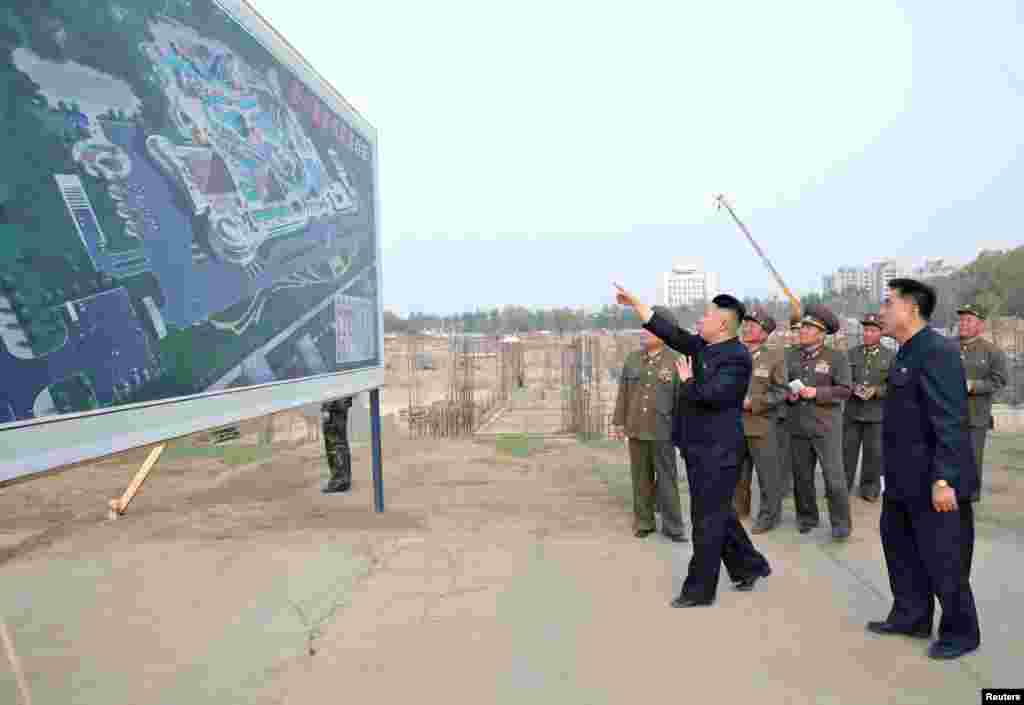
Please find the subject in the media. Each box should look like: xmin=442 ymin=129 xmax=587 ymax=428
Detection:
xmin=614 ymin=284 xmax=771 ymax=608
xmin=868 ymin=278 xmax=980 ymax=660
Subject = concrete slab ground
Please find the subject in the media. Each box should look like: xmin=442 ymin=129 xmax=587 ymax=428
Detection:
xmin=0 ymin=429 xmax=1020 ymax=704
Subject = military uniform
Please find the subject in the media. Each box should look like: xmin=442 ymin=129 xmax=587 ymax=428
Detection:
xmin=957 ymin=305 xmax=1009 ymax=501
xmin=734 ymin=310 xmax=789 ymax=532
xmin=843 ymin=313 xmax=895 ymax=501
xmin=776 ymin=317 xmax=802 ymax=500
xmin=786 ymin=306 xmax=853 ymax=539
xmin=613 ymin=332 xmax=687 ymax=540
xmin=322 ymin=397 xmax=353 ymax=493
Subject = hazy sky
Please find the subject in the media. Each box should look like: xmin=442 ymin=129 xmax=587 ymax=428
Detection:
xmin=253 ymin=1 xmax=1023 ymax=316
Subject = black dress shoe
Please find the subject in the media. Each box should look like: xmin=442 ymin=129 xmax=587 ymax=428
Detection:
xmin=866 ymin=621 xmax=932 ymax=639
xmin=928 ymin=641 xmax=978 ymax=660
xmin=634 ymin=528 xmax=655 ymax=538
xmin=664 ymin=532 xmax=689 ymax=543
xmin=798 ymin=525 xmax=813 ymax=534
xmin=860 ymin=494 xmax=879 ymax=503
xmin=734 ymin=566 xmax=771 ymax=592
xmin=670 ymin=596 xmax=713 ymax=608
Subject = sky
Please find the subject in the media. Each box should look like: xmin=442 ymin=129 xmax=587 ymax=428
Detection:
xmin=253 ymin=0 xmax=1024 ymax=316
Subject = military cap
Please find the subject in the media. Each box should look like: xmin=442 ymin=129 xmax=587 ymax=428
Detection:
xmin=711 ymin=294 xmax=746 ymax=325
xmin=651 ymin=305 xmax=679 ymax=327
xmin=801 ymin=304 xmax=840 ymax=335
xmin=956 ymin=304 xmax=986 ymax=320
xmin=860 ymin=313 xmax=883 ymax=329
xmin=743 ymin=306 xmax=777 ymax=335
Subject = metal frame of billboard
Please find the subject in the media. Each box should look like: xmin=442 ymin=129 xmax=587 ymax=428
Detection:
xmin=0 ymin=0 xmax=386 ymax=484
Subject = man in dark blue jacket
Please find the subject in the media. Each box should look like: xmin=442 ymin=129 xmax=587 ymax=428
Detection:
xmin=615 ymin=284 xmax=771 ymax=607
xmin=868 ymin=278 xmax=980 ymax=660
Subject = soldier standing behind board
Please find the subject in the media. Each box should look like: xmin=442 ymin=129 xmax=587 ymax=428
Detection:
xmin=843 ymin=313 xmax=895 ymax=502
xmin=957 ymin=304 xmax=1008 ymax=501
xmin=611 ymin=306 xmax=688 ymax=542
xmin=786 ymin=305 xmax=853 ymax=541
xmin=734 ymin=308 xmax=788 ymax=533
xmin=321 ymin=397 xmax=353 ymax=493
xmin=614 ymin=284 xmax=771 ymax=608
xmin=867 ymin=278 xmax=980 ymax=661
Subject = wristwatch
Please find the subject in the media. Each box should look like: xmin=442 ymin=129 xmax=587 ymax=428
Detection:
xmin=934 ymin=479 xmax=949 ymax=488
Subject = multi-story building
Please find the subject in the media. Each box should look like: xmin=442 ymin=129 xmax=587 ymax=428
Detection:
xmin=658 ymin=262 xmax=720 ymax=308
xmin=872 ymin=260 xmax=912 ymax=301
xmin=913 ymin=258 xmax=960 ymax=280
xmin=823 ymin=266 xmax=873 ymax=295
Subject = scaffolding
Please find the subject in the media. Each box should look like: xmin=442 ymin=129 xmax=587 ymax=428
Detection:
xmin=560 ymin=335 xmax=607 ymax=439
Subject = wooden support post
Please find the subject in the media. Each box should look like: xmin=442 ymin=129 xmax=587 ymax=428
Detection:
xmin=107 ymin=443 xmax=166 ymax=520
xmin=1 ymin=620 xmax=33 ymax=705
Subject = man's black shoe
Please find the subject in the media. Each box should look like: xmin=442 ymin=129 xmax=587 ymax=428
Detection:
xmin=670 ymin=596 xmax=713 ymax=608
xmin=832 ymin=527 xmax=851 ymax=541
xmin=322 ymin=483 xmax=350 ymax=494
xmin=664 ymin=532 xmax=688 ymax=543
xmin=798 ymin=525 xmax=814 ymax=534
xmin=927 ymin=641 xmax=978 ymax=660
xmin=734 ymin=566 xmax=771 ymax=592
xmin=860 ymin=494 xmax=879 ymax=503
xmin=866 ymin=621 xmax=931 ymax=639
xmin=634 ymin=528 xmax=655 ymax=538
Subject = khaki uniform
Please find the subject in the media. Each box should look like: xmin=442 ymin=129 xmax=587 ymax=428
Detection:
xmin=613 ymin=347 xmax=686 ymax=537
xmin=734 ymin=346 xmax=788 ymax=528
xmin=843 ymin=344 xmax=895 ymax=499
xmin=787 ymin=345 xmax=852 ymax=533
xmin=777 ymin=344 xmax=798 ymax=498
xmin=960 ymin=336 xmax=1008 ymax=499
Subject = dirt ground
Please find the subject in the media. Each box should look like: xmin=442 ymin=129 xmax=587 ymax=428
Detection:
xmin=1 ymin=402 xmax=1022 ymax=703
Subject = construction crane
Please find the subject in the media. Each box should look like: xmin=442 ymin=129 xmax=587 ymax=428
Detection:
xmin=714 ymin=194 xmax=802 ymax=322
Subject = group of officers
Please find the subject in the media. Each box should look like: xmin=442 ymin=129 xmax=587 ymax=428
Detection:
xmin=613 ymin=300 xmax=1007 ymax=543
xmin=612 ymin=278 xmax=1007 ymax=661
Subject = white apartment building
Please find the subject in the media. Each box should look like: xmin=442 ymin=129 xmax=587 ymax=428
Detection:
xmin=658 ymin=263 xmax=720 ymax=308
xmin=823 ymin=266 xmax=873 ymax=295
xmin=872 ymin=260 xmax=912 ymax=301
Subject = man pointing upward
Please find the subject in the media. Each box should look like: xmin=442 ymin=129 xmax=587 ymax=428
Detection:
xmin=614 ymin=283 xmax=771 ymax=607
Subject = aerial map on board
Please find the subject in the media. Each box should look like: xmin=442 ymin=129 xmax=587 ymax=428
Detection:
xmin=0 ymin=1 xmax=380 ymax=426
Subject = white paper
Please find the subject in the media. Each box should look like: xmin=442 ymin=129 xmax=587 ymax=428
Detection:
xmin=789 ymin=380 xmax=806 ymax=393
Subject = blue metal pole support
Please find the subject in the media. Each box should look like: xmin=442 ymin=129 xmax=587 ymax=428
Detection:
xmin=369 ymin=387 xmax=384 ymax=513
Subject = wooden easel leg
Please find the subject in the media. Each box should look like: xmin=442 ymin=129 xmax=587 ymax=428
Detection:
xmin=1 ymin=620 xmax=33 ymax=705
xmin=107 ymin=444 xmax=166 ymax=520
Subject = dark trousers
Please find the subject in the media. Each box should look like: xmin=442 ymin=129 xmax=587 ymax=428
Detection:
xmin=776 ymin=420 xmax=793 ymax=498
xmin=680 ymin=445 xmax=770 ymax=603
xmin=791 ymin=429 xmax=851 ymax=531
xmin=737 ymin=426 xmax=782 ymax=527
xmin=628 ymin=439 xmax=685 ymax=537
xmin=880 ymin=498 xmax=980 ymax=649
xmin=970 ymin=428 xmax=987 ymax=500
xmin=843 ymin=420 xmax=884 ymax=499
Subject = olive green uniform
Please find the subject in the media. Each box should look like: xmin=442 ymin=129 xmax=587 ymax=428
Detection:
xmin=843 ymin=343 xmax=895 ymax=500
xmin=735 ymin=345 xmax=788 ymax=529
xmin=787 ymin=345 xmax=853 ymax=533
xmin=322 ymin=397 xmax=353 ymax=493
xmin=613 ymin=347 xmax=686 ymax=538
xmin=960 ymin=336 xmax=1008 ymax=500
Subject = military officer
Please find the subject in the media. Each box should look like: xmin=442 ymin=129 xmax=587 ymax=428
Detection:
xmin=612 ymin=306 xmax=688 ymax=542
xmin=843 ymin=313 xmax=895 ymax=502
xmin=785 ymin=305 xmax=853 ymax=540
xmin=734 ymin=308 xmax=789 ymax=533
xmin=957 ymin=304 xmax=1009 ymax=501
xmin=777 ymin=314 xmax=802 ymax=499
xmin=321 ymin=396 xmax=353 ymax=493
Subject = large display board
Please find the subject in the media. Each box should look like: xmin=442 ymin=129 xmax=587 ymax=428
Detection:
xmin=0 ymin=0 xmax=384 ymax=481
